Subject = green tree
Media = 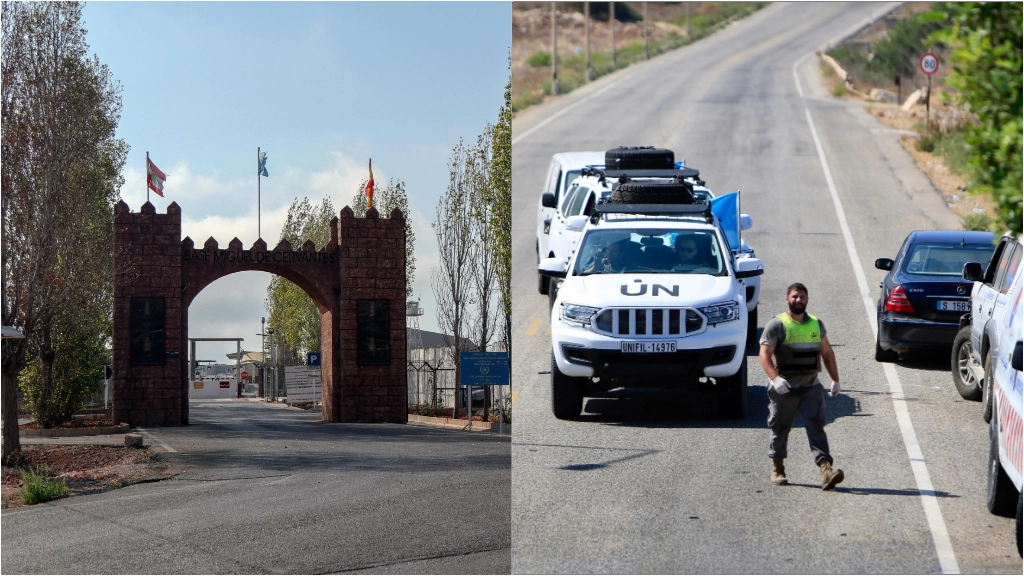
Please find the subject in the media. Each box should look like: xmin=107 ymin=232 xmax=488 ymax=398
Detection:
xmin=351 ymin=177 xmax=416 ymax=299
xmin=2 ymin=1 xmax=127 ymax=462
xmin=491 ymin=59 xmax=512 ymax=356
xmin=264 ymin=197 xmax=335 ymax=364
xmin=930 ymin=2 xmax=1022 ymax=235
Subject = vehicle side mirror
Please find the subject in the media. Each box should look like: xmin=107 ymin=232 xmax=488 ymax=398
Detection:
xmin=874 ymin=258 xmax=894 ymax=271
xmin=962 ymin=262 xmax=983 ymax=282
xmin=735 ymin=258 xmax=764 ymax=279
xmin=538 ymin=257 xmax=568 ymax=279
xmin=1013 ymin=341 xmax=1022 ymax=372
xmin=541 ymin=193 xmax=557 ymax=208
xmin=565 ymin=215 xmax=589 ymax=232
xmin=740 ymin=214 xmax=753 ymax=231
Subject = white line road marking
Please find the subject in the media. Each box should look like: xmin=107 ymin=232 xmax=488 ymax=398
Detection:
xmin=802 ymin=106 xmax=961 ymax=574
xmin=135 ymin=427 xmax=177 ymax=453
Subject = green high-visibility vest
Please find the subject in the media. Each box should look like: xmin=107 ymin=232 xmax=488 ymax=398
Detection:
xmin=774 ymin=313 xmax=822 ymax=378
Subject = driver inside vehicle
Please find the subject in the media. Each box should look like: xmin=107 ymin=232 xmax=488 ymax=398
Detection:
xmin=585 ymin=238 xmax=633 ymax=274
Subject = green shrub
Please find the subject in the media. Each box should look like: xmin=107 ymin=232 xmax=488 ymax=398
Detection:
xmin=932 ymin=129 xmax=971 ymax=174
xmin=916 ymin=134 xmax=936 ymax=152
xmin=961 ymin=212 xmax=993 ymax=231
xmin=19 ymin=321 xmax=108 ymax=428
xmin=831 ymin=85 xmax=848 ymax=98
xmin=19 ymin=467 xmax=69 ymax=505
xmin=527 ymin=51 xmax=551 ymax=68
xmin=511 ymin=92 xmax=542 ymax=112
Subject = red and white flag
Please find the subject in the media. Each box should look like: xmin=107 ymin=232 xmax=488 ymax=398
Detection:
xmin=147 ymin=157 xmax=167 ymax=197
xmin=365 ymin=158 xmax=374 ymax=208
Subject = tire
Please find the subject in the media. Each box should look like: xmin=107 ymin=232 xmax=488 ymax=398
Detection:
xmin=1016 ymin=493 xmax=1022 ymax=557
xmin=551 ymin=354 xmax=584 ymax=420
xmin=716 ymin=356 xmax=748 ymax=419
xmin=538 ymin=273 xmax=549 ymax=295
xmin=982 ymin=352 xmax=994 ymax=423
xmin=1015 ymin=493 xmax=1022 ymax=557
xmin=875 ymin=327 xmax=899 ymax=363
xmin=951 ymin=326 xmax=982 ymax=400
xmin=605 ymin=146 xmax=674 ymax=170
xmin=610 ymin=182 xmax=694 ymax=204
xmin=988 ymin=405 xmax=1017 ymax=516
xmin=746 ymin=306 xmax=759 ymax=351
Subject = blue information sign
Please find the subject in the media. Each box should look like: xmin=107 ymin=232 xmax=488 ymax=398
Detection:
xmin=459 ymin=352 xmax=509 ymax=387
xmin=307 ymin=352 xmax=321 ymax=366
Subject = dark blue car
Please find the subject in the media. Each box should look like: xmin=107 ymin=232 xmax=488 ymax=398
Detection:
xmin=875 ymin=230 xmax=996 ymax=362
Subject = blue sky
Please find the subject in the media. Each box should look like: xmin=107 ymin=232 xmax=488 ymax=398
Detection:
xmin=83 ymin=1 xmax=510 ymax=362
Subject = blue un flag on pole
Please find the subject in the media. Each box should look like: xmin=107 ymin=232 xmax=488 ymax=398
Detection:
xmin=711 ymin=191 xmax=740 ymax=251
xmin=258 ymin=151 xmax=269 ymax=177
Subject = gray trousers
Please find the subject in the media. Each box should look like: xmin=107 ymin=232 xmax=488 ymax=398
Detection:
xmin=767 ymin=380 xmax=832 ymax=465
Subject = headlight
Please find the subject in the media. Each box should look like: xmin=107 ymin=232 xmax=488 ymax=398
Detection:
xmin=700 ymin=301 xmax=740 ymax=324
xmin=560 ymin=303 xmax=600 ymax=326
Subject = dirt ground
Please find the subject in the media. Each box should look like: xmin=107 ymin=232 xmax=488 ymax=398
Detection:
xmin=2 ymin=445 xmax=170 ymax=509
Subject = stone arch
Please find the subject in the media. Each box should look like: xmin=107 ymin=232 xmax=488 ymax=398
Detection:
xmin=112 ymin=200 xmax=407 ymax=427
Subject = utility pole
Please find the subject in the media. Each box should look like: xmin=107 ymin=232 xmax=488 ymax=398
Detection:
xmin=270 ymin=328 xmax=277 ymax=401
xmin=258 ymin=317 xmax=267 ymax=397
xmin=610 ymin=2 xmax=616 ymax=69
xmin=551 ymin=2 xmax=559 ymax=95
xmin=644 ymin=2 xmax=649 ymax=60
xmin=585 ymin=2 xmax=592 ymax=82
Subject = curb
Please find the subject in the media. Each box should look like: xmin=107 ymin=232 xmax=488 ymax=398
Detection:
xmin=408 ymin=414 xmax=511 ymax=433
xmin=19 ymin=423 xmax=130 ymax=438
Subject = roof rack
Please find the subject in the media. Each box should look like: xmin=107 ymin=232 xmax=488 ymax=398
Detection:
xmin=580 ymin=166 xmax=700 ymax=181
xmin=592 ymin=202 xmax=714 ymax=224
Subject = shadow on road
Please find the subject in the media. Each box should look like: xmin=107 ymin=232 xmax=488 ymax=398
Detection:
xmin=893 ymin=348 xmax=954 ymax=373
xmin=576 ymin=384 xmax=864 ymax=429
xmin=785 ymin=482 xmax=961 ymax=499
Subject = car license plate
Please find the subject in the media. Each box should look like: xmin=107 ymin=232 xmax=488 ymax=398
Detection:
xmin=937 ymin=300 xmax=970 ymax=312
xmin=621 ymin=341 xmax=677 ymax=354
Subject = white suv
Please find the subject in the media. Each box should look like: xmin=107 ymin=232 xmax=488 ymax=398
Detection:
xmin=959 ymin=232 xmax=1023 ymax=556
xmin=536 ymin=151 xmax=604 ymax=293
xmin=538 ymin=193 xmax=764 ymax=420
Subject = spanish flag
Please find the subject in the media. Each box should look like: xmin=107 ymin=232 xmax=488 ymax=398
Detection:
xmin=365 ymin=159 xmax=374 ymax=209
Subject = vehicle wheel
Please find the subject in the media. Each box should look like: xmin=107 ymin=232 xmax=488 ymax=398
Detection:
xmin=551 ymin=354 xmax=584 ymax=420
xmin=716 ymin=356 xmax=748 ymax=419
xmin=982 ymin=352 xmax=994 ymax=423
xmin=605 ymin=146 xmax=674 ymax=170
xmin=875 ymin=328 xmax=898 ymax=363
xmin=1016 ymin=493 xmax=1022 ymax=557
xmin=745 ymin=306 xmax=759 ymax=351
xmin=538 ymin=272 xmax=549 ymax=295
xmin=987 ymin=404 xmax=1016 ymax=517
xmin=610 ymin=181 xmax=695 ymax=205
xmin=951 ymin=326 xmax=982 ymax=400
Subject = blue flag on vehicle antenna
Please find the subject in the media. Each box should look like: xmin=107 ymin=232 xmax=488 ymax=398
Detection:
xmin=710 ymin=191 xmax=740 ymax=251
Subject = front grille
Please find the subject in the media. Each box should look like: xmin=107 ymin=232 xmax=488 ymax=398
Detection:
xmin=594 ymin=308 xmax=703 ymax=337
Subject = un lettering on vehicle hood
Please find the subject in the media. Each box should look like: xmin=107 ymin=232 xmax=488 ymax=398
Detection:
xmin=561 ymin=274 xmax=739 ymax=308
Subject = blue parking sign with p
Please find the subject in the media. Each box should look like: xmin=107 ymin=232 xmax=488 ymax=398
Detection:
xmin=307 ymin=352 xmax=321 ymax=366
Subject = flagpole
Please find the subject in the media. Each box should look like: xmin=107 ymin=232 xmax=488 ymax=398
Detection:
xmin=146 ymin=151 xmax=150 ymax=204
xmin=257 ymin=146 xmax=261 ymax=240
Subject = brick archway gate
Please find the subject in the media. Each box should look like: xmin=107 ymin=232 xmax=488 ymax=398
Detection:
xmin=112 ymin=201 xmax=406 ymax=426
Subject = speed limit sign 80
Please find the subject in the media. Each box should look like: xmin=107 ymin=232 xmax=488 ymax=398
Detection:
xmin=920 ymin=52 xmax=940 ymax=76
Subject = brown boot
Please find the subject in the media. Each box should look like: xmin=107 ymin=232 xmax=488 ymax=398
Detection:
xmin=771 ymin=458 xmax=788 ymax=485
xmin=819 ymin=461 xmax=844 ymax=490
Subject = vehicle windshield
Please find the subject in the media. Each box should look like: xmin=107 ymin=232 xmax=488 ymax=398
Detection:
xmin=903 ymin=243 xmax=995 ymax=276
xmin=574 ymin=228 xmax=726 ymax=275
xmin=563 ymin=170 xmax=582 ymax=194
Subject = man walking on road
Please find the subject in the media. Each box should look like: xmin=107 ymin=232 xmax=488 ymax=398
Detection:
xmin=759 ymin=282 xmax=845 ymax=490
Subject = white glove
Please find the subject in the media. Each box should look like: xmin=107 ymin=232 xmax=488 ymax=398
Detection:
xmin=771 ymin=376 xmax=791 ymax=394
xmin=830 ymin=381 xmax=841 ymax=397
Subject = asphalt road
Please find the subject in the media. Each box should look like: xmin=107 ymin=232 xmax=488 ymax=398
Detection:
xmin=511 ymin=2 xmax=1019 ymax=573
xmin=1 ymin=400 xmax=511 ymax=574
